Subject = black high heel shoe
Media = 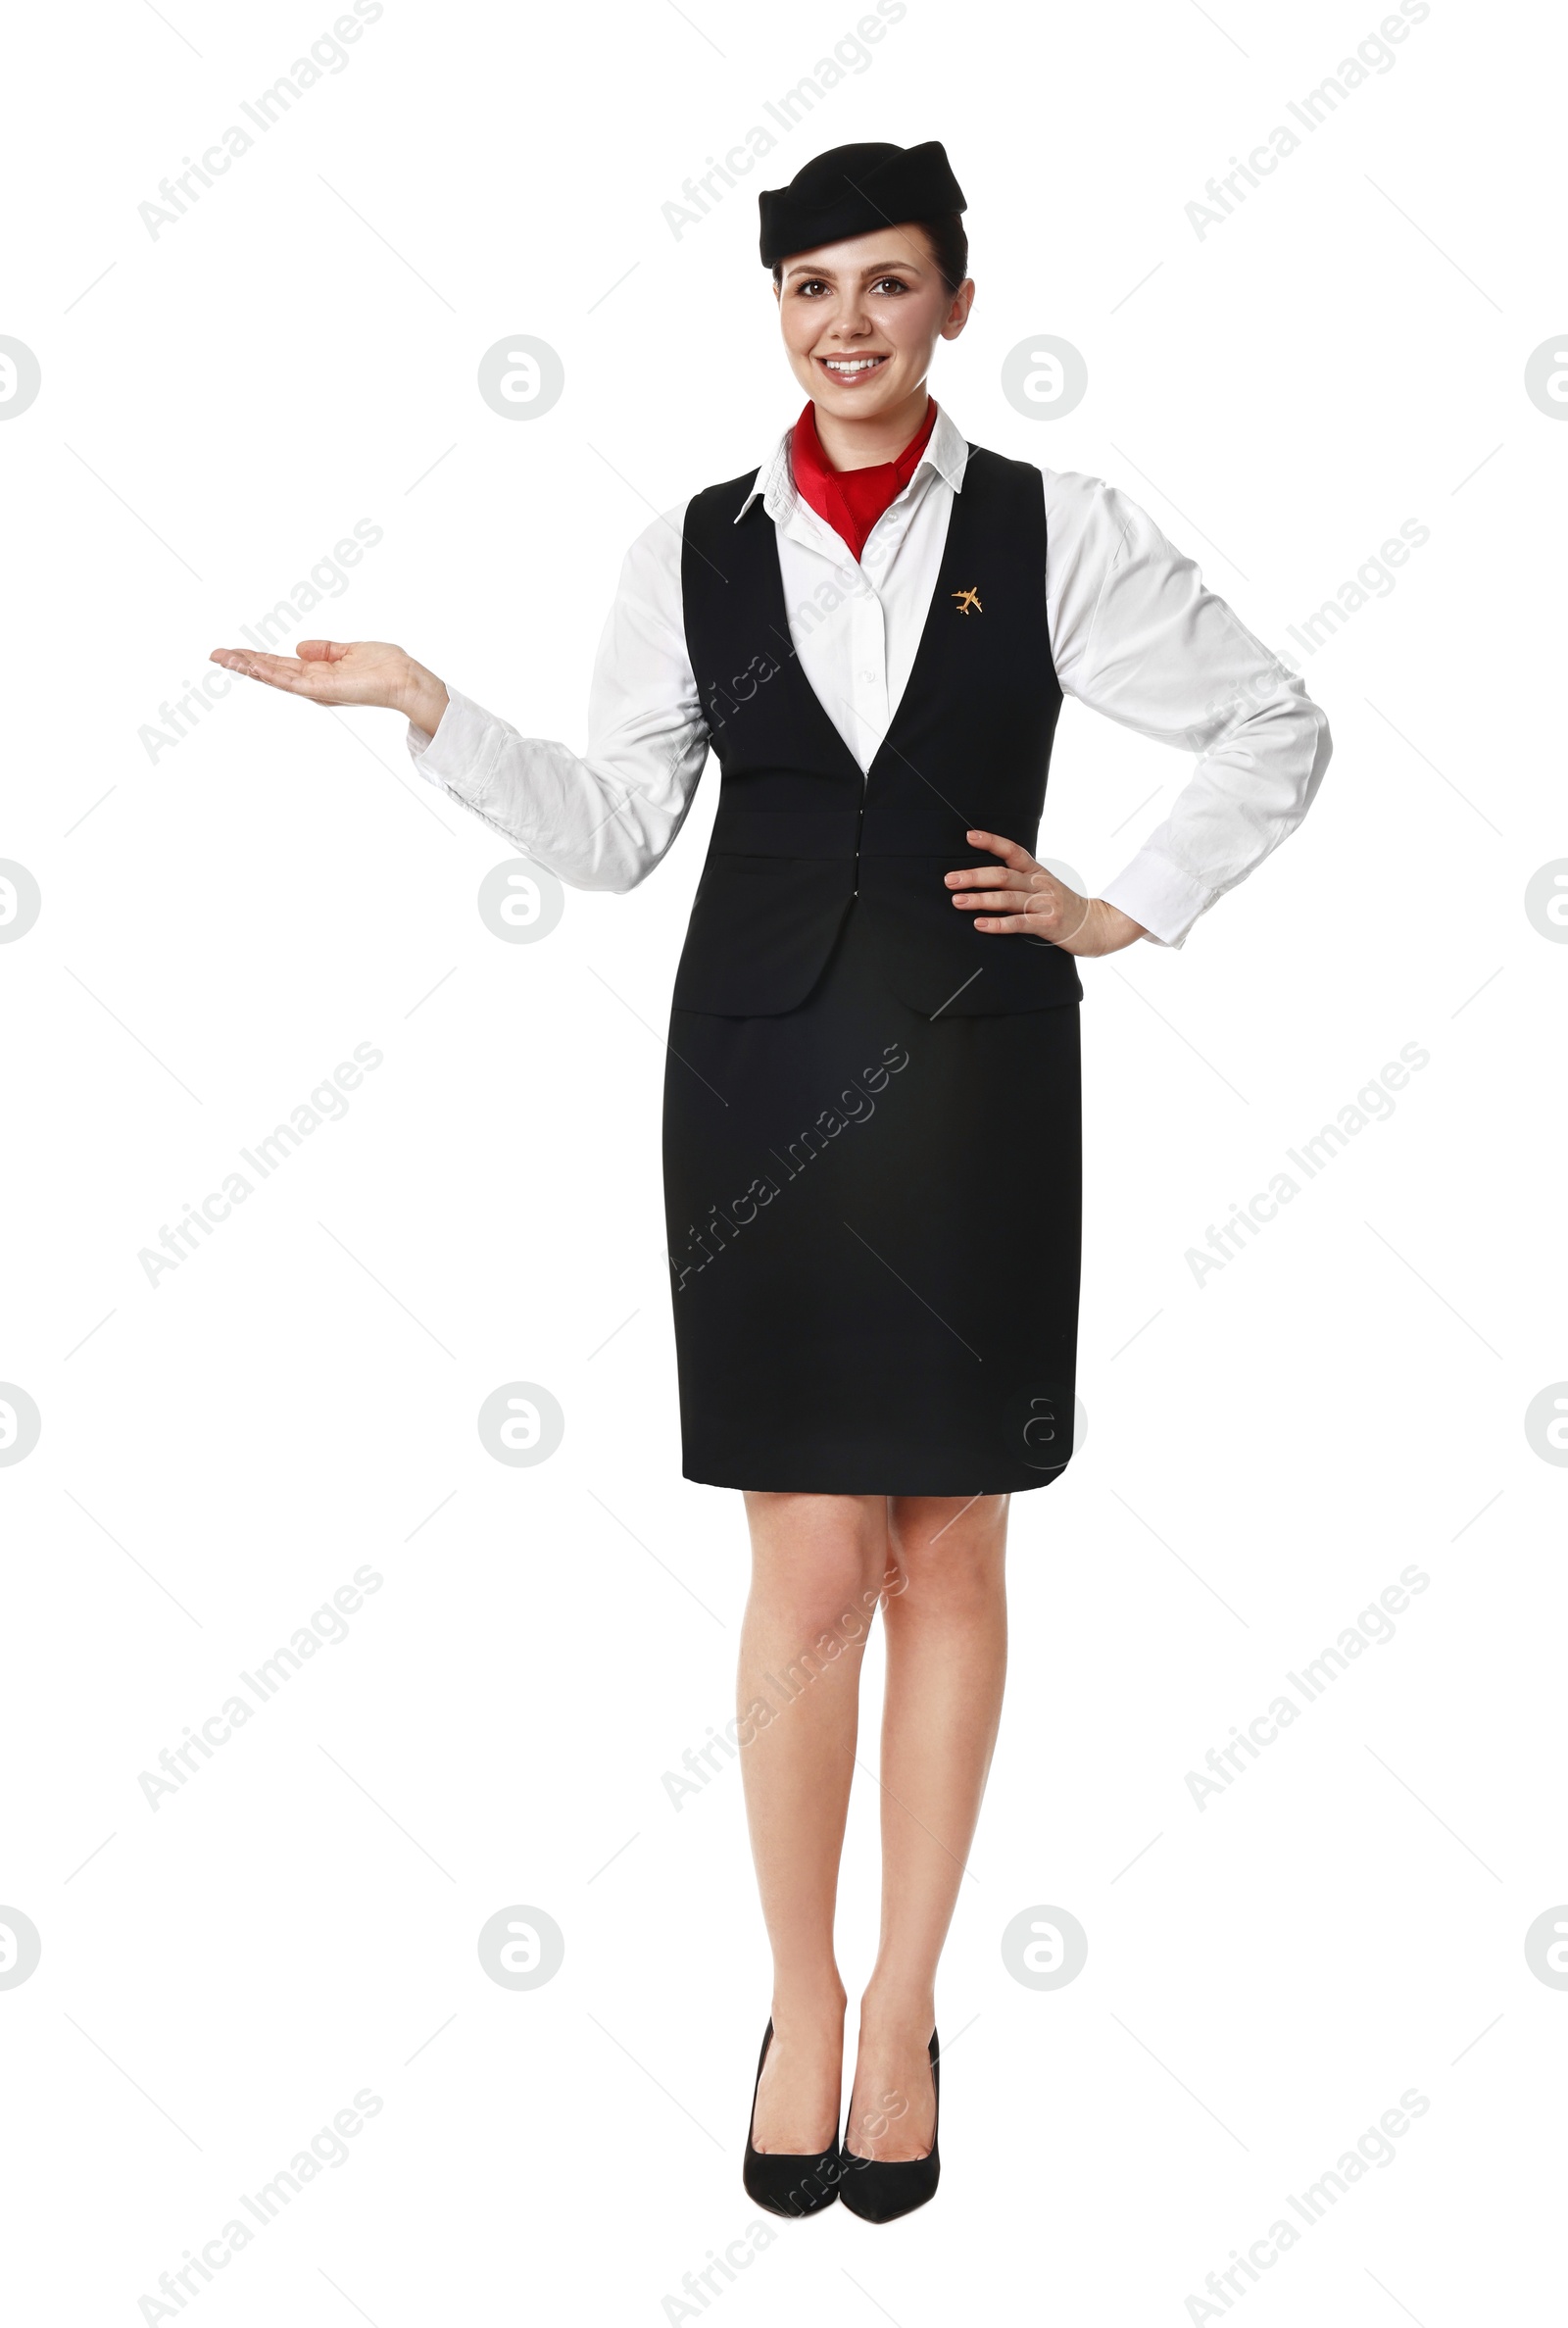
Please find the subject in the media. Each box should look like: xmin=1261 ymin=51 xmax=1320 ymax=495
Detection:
xmin=838 ymin=2028 xmax=941 ymax=2223
xmin=742 ymin=2019 xmax=843 ymax=2218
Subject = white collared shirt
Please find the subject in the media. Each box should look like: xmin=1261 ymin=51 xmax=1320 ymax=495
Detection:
xmin=406 ymin=402 xmax=1330 ymax=947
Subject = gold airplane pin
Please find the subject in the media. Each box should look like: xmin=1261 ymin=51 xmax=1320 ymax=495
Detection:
xmin=952 ymin=585 xmax=982 ymax=615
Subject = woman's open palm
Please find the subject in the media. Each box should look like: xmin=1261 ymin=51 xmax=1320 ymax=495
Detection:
xmin=210 ymin=638 xmax=448 ymax=730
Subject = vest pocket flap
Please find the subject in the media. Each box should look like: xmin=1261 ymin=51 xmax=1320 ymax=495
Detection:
xmin=709 ymin=806 xmax=858 ymax=859
xmin=857 ymin=854 xmax=1084 ymax=1014
xmin=859 ymin=808 xmax=1039 ymax=859
xmin=671 ymin=854 xmax=856 ymax=1015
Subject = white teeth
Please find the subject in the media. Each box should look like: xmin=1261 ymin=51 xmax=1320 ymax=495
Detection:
xmin=822 ymin=356 xmax=885 ymax=373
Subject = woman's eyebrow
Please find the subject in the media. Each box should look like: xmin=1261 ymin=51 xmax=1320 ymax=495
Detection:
xmin=782 ymin=260 xmax=923 ymax=283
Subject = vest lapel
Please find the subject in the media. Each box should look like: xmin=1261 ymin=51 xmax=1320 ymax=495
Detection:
xmin=675 ymin=443 xmax=1075 ymax=1016
xmin=750 ymin=454 xmax=976 ymax=790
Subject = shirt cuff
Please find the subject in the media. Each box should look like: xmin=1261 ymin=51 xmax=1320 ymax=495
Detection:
xmin=405 ymin=686 xmax=504 ymax=794
xmin=1100 ymin=849 xmax=1215 ymax=950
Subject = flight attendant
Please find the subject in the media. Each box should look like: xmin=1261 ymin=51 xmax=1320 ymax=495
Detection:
xmin=214 ymin=139 xmax=1330 ymax=2223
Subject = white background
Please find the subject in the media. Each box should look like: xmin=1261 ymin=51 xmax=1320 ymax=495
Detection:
xmin=3 ymin=0 xmax=1564 ymax=2320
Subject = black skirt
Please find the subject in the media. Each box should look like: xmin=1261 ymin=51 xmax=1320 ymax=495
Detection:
xmin=662 ymin=903 xmax=1082 ymax=1495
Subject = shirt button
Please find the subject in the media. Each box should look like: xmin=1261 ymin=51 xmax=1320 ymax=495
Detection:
xmin=859 ymin=669 xmax=875 ymax=683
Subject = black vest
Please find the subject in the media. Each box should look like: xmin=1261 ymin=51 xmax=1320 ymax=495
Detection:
xmin=673 ymin=444 xmax=1081 ymax=1017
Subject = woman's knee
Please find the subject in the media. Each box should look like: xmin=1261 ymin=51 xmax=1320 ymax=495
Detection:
xmin=744 ymin=1491 xmax=890 ymax=1626
xmin=886 ymin=1493 xmax=1008 ymax=1606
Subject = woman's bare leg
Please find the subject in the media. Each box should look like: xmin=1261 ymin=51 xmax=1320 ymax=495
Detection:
xmin=846 ymin=1491 xmax=1009 ymax=2160
xmin=739 ymin=1489 xmax=891 ymax=2153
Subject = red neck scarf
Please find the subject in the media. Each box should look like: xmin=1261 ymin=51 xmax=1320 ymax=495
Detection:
xmin=789 ymin=395 xmax=938 ymax=563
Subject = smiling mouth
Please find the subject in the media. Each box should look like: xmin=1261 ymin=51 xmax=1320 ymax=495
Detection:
xmin=816 ymin=353 xmax=890 ymax=382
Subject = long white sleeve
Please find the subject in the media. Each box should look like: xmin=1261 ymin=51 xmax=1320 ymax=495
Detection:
xmin=1046 ymin=473 xmax=1332 ymax=947
xmin=405 ymin=503 xmax=710 ymax=892
xmin=405 ymin=424 xmax=1329 ymax=939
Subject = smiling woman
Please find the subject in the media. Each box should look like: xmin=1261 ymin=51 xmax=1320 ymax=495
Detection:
xmin=209 ymin=133 xmax=1330 ymax=2225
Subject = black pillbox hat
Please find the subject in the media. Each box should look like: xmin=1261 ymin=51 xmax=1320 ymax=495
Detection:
xmin=759 ymin=139 xmax=966 ymax=266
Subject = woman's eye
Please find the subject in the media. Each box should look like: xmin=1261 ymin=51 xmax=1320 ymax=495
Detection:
xmin=792 ymin=276 xmax=909 ymax=296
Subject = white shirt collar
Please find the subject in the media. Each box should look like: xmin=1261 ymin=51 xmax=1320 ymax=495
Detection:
xmin=734 ymin=398 xmax=969 ymax=525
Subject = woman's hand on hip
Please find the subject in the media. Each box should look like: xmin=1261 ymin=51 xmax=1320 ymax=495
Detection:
xmin=945 ymin=830 xmax=1147 ymax=957
xmin=209 ymin=639 xmax=450 ymax=736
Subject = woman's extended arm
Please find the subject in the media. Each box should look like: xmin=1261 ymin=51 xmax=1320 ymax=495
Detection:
xmin=212 ymin=506 xmax=710 ymax=892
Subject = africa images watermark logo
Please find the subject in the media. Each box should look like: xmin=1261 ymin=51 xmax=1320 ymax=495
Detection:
xmin=1183 ymin=0 xmax=1434 ymax=241
xmin=1282 ymin=519 xmax=1431 ymax=660
xmin=136 ymin=2 xmax=387 ymax=240
xmin=1183 ymin=1560 xmax=1431 ymax=1811
xmin=135 ymin=2089 xmax=383 ymax=2323
xmin=136 ymin=1563 xmax=384 ymax=1812
xmin=667 ymin=1044 xmax=910 ymax=1293
xmin=139 ymin=520 xmax=384 ymax=765
xmin=1182 ymin=2090 xmax=1431 ymax=2321
xmin=660 ymin=0 xmax=907 ymax=240
xmin=1185 ymin=1041 xmax=1430 ymax=1287
xmin=662 ymin=1570 xmax=907 ymax=1811
xmin=136 ymin=1042 xmax=383 ymax=1288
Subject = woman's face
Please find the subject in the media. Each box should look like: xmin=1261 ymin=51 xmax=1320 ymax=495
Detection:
xmin=774 ymin=223 xmax=973 ymax=421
